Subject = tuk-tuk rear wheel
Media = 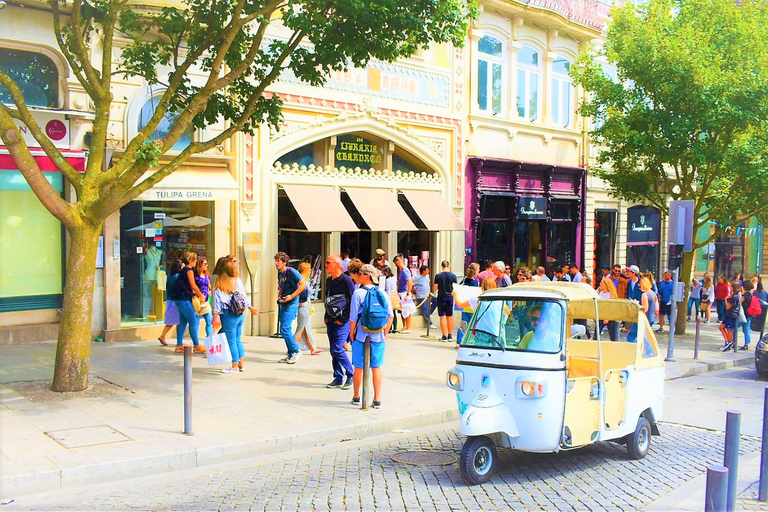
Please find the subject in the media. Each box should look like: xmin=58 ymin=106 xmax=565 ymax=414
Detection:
xmin=460 ymin=436 xmax=497 ymax=485
xmin=626 ymin=416 xmax=651 ymax=460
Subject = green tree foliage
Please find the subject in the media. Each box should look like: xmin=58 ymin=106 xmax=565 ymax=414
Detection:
xmin=0 ymin=0 xmax=475 ymax=391
xmin=572 ymin=0 xmax=768 ymax=333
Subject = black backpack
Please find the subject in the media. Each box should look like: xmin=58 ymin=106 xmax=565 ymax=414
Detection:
xmin=227 ymin=291 xmax=247 ymax=316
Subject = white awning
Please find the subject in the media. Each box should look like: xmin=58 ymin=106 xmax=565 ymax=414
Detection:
xmin=400 ymin=189 xmax=465 ymax=231
xmin=281 ymin=184 xmax=359 ymax=232
xmin=344 ymin=187 xmax=417 ymax=231
xmin=134 ymin=167 xmax=239 ymax=201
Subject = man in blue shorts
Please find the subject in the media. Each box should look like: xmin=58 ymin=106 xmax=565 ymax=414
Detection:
xmin=349 ymin=264 xmax=393 ymax=409
xmin=433 ymin=260 xmax=457 ymax=342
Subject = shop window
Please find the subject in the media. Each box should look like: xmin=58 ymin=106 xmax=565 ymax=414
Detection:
xmin=277 ymin=191 xmax=324 ymax=299
xmin=551 ymin=56 xmax=573 ymax=127
xmin=481 ymin=195 xmax=514 ymax=220
xmin=118 ymin=201 xmax=213 ymax=326
xmin=0 ymin=48 xmax=59 ymax=108
xmin=276 ymin=142 xmax=315 ymax=168
xmin=137 ymin=94 xmax=193 ymax=152
xmin=552 ymin=199 xmax=577 ymax=221
xmin=0 ymin=170 xmax=63 ymax=311
xmin=517 ymin=45 xmax=540 ymax=122
xmin=548 ymin=222 xmax=575 ymax=270
xmin=397 ymin=231 xmax=432 ymax=273
xmin=594 ymin=210 xmax=617 ymax=272
xmin=477 ymin=35 xmax=504 ymax=115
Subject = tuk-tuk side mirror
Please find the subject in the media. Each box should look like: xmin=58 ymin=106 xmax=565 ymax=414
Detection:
xmin=570 ymin=324 xmax=587 ymax=339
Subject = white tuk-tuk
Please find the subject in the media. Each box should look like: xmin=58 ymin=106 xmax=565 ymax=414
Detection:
xmin=446 ymin=282 xmax=665 ymax=485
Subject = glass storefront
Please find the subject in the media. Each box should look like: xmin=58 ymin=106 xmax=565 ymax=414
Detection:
xmin=119 ymin=200 xmax=213 ymax=326
xmin=594 ymin=210 xmax=617 ymax=272
xmin=0 ymin=170 xmax=63 ymax=310
xmin=626 ymin=205 xmax=661 ymax=277
xmin=277 ymin=190 xmax=324 ymax=300
xmin=397 ymin=231 xmax=432 ymax=272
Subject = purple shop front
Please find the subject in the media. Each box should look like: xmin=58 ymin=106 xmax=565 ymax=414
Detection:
xmin=464 ymin=157 xmax=586 ymax=275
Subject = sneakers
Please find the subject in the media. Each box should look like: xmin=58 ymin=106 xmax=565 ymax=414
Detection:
xmin=721 ymin=342 xmax=734 ymax=352
xmin=286 ymin=351 xmax=302 ymax=364
xmin=428 ymin=323 xmax=437 ymax=329
xmin=193 ymin=345 xmax=207 ymax=354
xmin=278 ymin=355 xmax=290 ymax=363
xmin=221 ymin=366 xmax=237 ymax=373
xmin=351 ymin=396 xmax=361 ymax=406
xmin=447 ymin=334 xmax=453 ymax=340
xmin=341 ymin=377 xmax=353 ymax=390
xmin=655 ymin=328 xmax=664 ymax=333
xmin=740 ymin=345 xmax=749 ymax=351
xmin=326 ymin=378 xmax=343 ymax=389
xmin=372 ymin=401 xmax=382 ymax=409
xmin=440 ymin=336 xmax=448 ymax=342
xmin=686 ymin=317 xmax=691 ymax=321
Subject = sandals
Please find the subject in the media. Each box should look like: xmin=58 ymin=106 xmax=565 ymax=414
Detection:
xmin=310 ymin=349 xmax=324 ymax=355
xmin=158 ymin=337 xmax=168 ymax=346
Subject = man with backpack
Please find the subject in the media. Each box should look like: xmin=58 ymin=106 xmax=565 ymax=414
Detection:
xmin=740 ymin=280 xmax=761 ymax=351
xmin=324 ymin=254 xmax=356 ymax=389
xmin=274 ymin=252 xmax=306 ymax=364
xmin=348 ymin=264 xmax=393 ymax=409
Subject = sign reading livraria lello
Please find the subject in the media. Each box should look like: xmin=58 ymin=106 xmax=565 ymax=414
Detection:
xmin=334 ymin=135 xmax=384 ymax=167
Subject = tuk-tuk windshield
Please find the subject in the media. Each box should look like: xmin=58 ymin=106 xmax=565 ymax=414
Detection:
xmin=462 ymin=299 xmax=564 ymax=353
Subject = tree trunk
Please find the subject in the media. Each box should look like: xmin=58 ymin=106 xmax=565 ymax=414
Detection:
xmin=51 ymin=223 xmax=103 ymax=392
xmin=674 ymin=250 xmax=695 ymax=336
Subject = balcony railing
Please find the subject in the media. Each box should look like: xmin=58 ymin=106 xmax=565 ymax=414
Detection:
xmin=521 ymin=0 xmax=612 ymax=31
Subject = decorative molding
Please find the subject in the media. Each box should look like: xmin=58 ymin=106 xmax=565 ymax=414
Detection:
xmin=240 ymin=202 xmax=257 ymax=222
xmin=272 ymin=162 xmax=443 ymax=188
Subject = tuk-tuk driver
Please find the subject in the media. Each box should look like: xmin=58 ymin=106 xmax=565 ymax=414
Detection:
xmin=518 ymin=303 xmax=560 ymax=352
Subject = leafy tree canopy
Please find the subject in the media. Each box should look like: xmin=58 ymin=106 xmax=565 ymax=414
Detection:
xmin=573 ymin=0 xmax=768 ymax=241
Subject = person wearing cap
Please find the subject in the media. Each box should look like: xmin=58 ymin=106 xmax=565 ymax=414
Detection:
xmin=349 ymin=264 xmax=394 ymax=409
xmin=370 ymin=249 xmax=389 ymax=269
xmin=324 ymin=254 xmax=356 ymax=389
xmin=656 ymin=271 xmax=675 ymax=333
xmin=596 ymin=265 xmax=611 ymax=289
xmin=625 ymin=265 xmax=642 ymax=343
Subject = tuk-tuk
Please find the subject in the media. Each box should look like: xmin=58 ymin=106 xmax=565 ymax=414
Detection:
xmin=446 ymin=282 xmax=665 ymax=485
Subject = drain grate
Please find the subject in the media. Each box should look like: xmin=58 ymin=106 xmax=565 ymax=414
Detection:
xmin=46 ymin=425 xmax=133 ymax=449
xmin=391 ymin=451 xmax=458 ymax=466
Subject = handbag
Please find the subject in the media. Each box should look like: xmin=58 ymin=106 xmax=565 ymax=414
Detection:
xmin=192 ymin=295 xmax=203 ymax=314
xmin=203 ymin=333 xmax=232 ymax=366
xmin=389 ymin=290 xmax=402 ymax=311
xmin=736 ymin=303 xmax=747 ymax=326
xmin=198 ymin=300 xmax=212 ymax=316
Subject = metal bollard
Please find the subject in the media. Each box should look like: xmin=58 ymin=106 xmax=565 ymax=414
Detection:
xmin=733 ymin=321 xmax=739 ymax=352
xmin=183 ymin=344 xmax=193 ymax=435
xmin=665 ymin=269 xmax=677 ymax=362
xmin=724 ymin=410 xmax=741 ymax=511
xmin=759 ymin=388 xmax=768 ymax=501
xmin=705 ymin=465 xmax=729 ymax=512
xmin=361 ymin=336 xmax=371 ymax=411
xmin=694 ymin=315 xmax=701 ymax=360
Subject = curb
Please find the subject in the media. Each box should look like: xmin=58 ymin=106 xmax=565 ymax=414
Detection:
xmin=666 ymin=356 xmax=755 ymax=380
xmin=1 ymin=408 xmax=459 ymax=498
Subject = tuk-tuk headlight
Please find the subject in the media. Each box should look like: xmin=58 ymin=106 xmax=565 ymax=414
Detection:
xmin=446 ymin=369 xmax=464 ymax=391
xmin=516 ymin=379 xmax=547 ymax=398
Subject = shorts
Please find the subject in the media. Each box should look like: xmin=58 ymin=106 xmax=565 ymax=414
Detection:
xmin=722 ymin=317 xmax=736 ymax=330
xmin=437 ymin=295 xmax=454 ymax=317
xmin=352 ymin=338 xmax=385 ymax=368
xmin=659 ymin=302 xmax=671 ymax=316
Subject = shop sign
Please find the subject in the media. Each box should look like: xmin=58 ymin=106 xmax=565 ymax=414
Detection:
xmin=627 ymin=205 xmax=660 ymax=244
xmin=14 ymin=112 xmax=70 ymax=149
xmin=517 ymin=197 xmax=547 ymax=220
xmin=242 ymin=232 xmax=263 ymax=277
xmin=335 ymin=135 xmax=383 ymax=167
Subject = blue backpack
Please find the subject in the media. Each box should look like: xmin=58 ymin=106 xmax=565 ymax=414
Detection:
xmin=360 ymin=287 xmax=389 ymax=334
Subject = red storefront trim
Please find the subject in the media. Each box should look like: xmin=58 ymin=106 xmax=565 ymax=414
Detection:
xmin=0 ymin=146 xmax=87 ymax=172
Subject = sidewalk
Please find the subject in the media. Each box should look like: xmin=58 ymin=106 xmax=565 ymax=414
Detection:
xmin=0 ymin=320 xmax=760 ymax=498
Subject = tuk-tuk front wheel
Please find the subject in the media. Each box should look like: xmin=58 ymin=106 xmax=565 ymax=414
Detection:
xmin=460 ymin=436 xmax=497 ymax=485
xmin=626 ymin=416 xmax=651 ymax=460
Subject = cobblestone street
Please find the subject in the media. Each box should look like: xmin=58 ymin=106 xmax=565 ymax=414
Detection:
xmin=16 ymin=422 xmax=765 ymax=511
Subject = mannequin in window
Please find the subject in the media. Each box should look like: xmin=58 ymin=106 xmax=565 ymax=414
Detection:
xmin=143 ymin=244 xmax=163 ymax=318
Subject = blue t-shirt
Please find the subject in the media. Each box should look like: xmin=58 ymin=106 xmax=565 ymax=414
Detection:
xmin=412 ymin=274 xmax=430 ymax=298
xmin=397 ymin=268 xmax=411 ymax=293
xmin=627 ymin=279 xmax=643 ymax=302
xmin=350 ymin=285 xmax=394 ymax=343
xmin=658 ymin=280 xmax=674 ymax=304
xmin=278 ymin=267 xmax=303 ymax=306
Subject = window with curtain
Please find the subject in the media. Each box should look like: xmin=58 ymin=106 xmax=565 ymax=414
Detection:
xmin=0 ymin=48 xmax=59 ymax=108
xmin=477 ymin=35 xmax=504 ymax=115
xmin=137 ymin=94 xmax=193 ymax=152
xmin=551 ymin=56 xmax=573 ymax=127
xmin=516 ymin=45 xmax=540 ymax=122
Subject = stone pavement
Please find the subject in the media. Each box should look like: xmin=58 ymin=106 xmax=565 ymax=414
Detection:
xmin=5 ymin=422 xmax=766 ymax=511
xmin=0 ymin=320 xmax=762 ymax=499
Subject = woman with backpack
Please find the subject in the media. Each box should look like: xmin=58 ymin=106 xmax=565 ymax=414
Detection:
xmin=719 ymin=281 xmax=741 ymax=352
xmin=158 ymin=259 xmax=183 ymax=346
xmin=212 ymin=259 xmax=258 ymax=373
xmin=740 ymin=280 xmax=761 ymax=351
xmin=194 ymin=256 xmax=214 ymax=339
xmin=175 ymin=252 xmax=208 ymax=354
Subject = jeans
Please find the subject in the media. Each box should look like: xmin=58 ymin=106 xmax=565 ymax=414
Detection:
xmin=715 ymin=299 xmax=726 ymax=322
xmin=278 ymin=301 xmax=300 ymax=355
xmin=627 ymin=323 xmax=638 ymax=344
xmin=456 ymin=311 xmax=473 ymax=344
xmin=176 ymin=299 xmax=200 ymax=346
xmin=741 ymin=317 xmax=753 ymax=346
xmin=418 ymin=296 xmax=436 ymax=325
xmin=199 ymin=311 xmax=213 ymax=338
xmin=327 ymin=321 xmax=353 ymax=380
xmin=687 ymin=297 xmax=701 ymax=318
xmin=221 ymin=310 xmax=245 ymax=363
xmin=596 ymin=321 xmax=619 ymax=341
